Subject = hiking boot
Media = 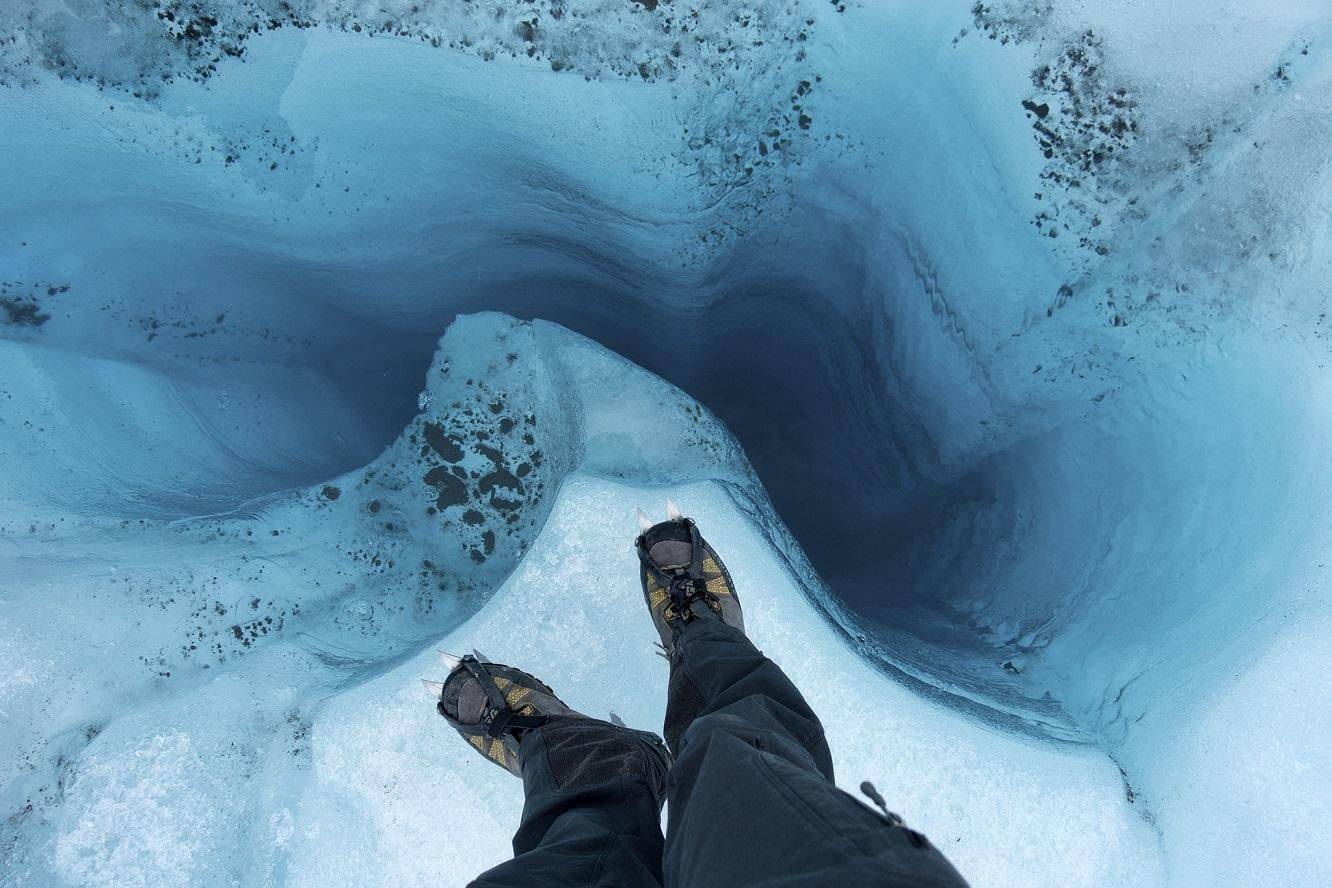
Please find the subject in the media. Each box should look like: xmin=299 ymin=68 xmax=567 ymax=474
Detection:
xmin=423 ymin=652 xmax=578 ymax=776
xmin=635 ymin=500 xmax=743 ymax=655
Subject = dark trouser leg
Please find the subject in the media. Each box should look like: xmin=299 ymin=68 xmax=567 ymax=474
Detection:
xmin=471 ymin=717 xmax=670 ymax=888
xmin=662 ymin=621 xmax=971 ymax=888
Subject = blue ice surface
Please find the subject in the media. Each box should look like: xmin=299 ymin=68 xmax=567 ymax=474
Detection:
xmin=2 ymin=1 xmax=1331 ymax=886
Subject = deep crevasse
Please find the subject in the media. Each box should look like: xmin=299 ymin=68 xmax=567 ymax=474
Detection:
xmin=2 ymin=1 xmax=1331 ymax=886
xmin=6 ymin=314 xmax=1163 ymax=887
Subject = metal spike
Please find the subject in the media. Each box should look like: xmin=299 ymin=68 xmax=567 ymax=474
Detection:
xmin=666 ymin=498 xmax=683 ymax=521
xmin=438 ymin=650 xmax=461 ymax=671
xmin=472 ymin=648 xmax=489 ymax=663
xmin=636 ymin=508 xmax=653 ymax=533
xmin=609 ymin=711 xmax=626 ymax=727
xmin=421 ymin=679 xmax=445 ymax=699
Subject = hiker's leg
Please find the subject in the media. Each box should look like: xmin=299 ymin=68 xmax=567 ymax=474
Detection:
xmin=661 ymin=620 xmax=969 ymax=888
xmin=472 ymin=717 xmax=669 ymax=888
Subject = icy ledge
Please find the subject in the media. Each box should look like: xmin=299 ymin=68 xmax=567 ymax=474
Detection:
xmin=2 ymin=313 xmax=1158 ymax=887
xmin=282 ymin=476 xmax=1165 ymax=888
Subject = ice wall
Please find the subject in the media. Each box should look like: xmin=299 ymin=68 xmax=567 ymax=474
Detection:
xmin=2 ymin=1 xmax=1331 ymax=885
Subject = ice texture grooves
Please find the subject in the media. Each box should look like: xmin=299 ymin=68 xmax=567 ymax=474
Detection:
xmin=3 ymin=1 xmax=1332 ymax=885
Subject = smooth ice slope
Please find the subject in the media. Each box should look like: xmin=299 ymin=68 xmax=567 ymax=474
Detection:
xmin=3 ymin=1 xmax=1332 ymax=885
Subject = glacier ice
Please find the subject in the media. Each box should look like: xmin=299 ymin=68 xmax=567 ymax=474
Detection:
xmin=2 ymin=0 xmax=1332 ymax=886
xmin=2 ymin=313 xmax=1163 ymax=887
